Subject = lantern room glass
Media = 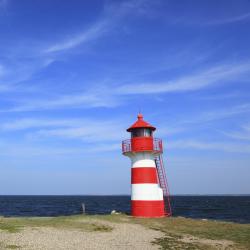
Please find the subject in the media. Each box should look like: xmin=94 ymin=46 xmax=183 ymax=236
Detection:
xmin=131 ymin=128 xmax=152 ymax=138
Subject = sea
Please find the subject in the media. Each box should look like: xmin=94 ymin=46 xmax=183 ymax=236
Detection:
xmin=0 ymin=195 xmax=249 ymax=224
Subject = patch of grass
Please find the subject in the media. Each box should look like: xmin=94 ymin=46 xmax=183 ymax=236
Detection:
xmin=5 ymin=245 xmax=21 ymax=249
xmin=152 ymin=235 xmax=206 ymax=250
xmin=0 ymin=222 xmax=21 ymax=233
xmin=91 ymin=223 xmax=112 ymax=232
xmin=0 ymin=215 xmax=113 ymax=233
xmin=132 ymin=217 xmax=250 ymax=249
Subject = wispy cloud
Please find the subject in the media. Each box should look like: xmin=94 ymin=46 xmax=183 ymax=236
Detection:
xmin=198 ymin=91 xmax=242 ymax=100
xmin=36 ymin=126 xmax=123 ymax=143
xmin=173 ymin=11 xmax=250 ymax=27
xmin=183 ymin=103 xmax=250 ymax=124
xmin=222 ymin=124 xmax=250 ymax=141
xmin=0 ymin=142 xmax=121 ymax=157
xmin=167 ymin=139 xmax=250 ymax=154
xmin=44 ymin=21 xmax=108 ymax=53
xmin=116 ymin=62 xmax=250 ymax=95
xmin=206 ymin=12 xmax=250 ymax=25
xmin=0 ymin=117 xmax=126 ymax=155
xmin=0 ymin=56 xmax=57 ymax=94
xmin=0 ymin=118 xmax=74 ymax=131
xmin=1 ymin=0 xmax=157 ymax=96
xmin=1 ymin=60 xmax=250 ymax=112
xmin=0 ymin=117 xmax=126 ymax=143
xmin=44 ymin=0 xmax=153 ymax=54
xmin=0 ymin=143 xmax=83 ymax=157
xmin=34 ymin=119 xmax=125 ymax=143
xmin=86 ymin=143 xmax=121 ymax=153
xmin=1 ymin=89 xmax=121 ymax=112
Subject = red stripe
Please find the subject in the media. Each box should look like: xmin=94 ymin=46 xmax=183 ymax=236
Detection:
xmin=131 ymin=200 xmax=165 ymax=217
xmin=131 ymin=167 xmax=158 ymax=184
xmin=131 ymin=137 xmax=154 ymax=152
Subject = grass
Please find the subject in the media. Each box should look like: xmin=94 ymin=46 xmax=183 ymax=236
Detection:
xmin=0 ymin=215 xmax=112 ymax=233
xmin=5 ymin=245 xmax=21 ymax=249
xmin=131 ymin=216 xmax=250 ymax=249
xmin=152 ymin=234 xmax=207 ymax=250
xmin=0 ymin=222 xmax=21 ymax=233
xmin=0 ymin=242 xmax=21 ymax=250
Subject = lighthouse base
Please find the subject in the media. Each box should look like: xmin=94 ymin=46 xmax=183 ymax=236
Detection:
xmin=131 ymin=200 xmax=165 ymax=218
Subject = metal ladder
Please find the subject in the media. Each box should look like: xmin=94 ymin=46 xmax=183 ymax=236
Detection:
xmin=155 ymin=155 xmax=172 ymax=216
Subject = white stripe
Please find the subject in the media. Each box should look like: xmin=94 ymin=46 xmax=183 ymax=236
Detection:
xmin=131 ymin=184 xmax=163 ymax=201
xmin=130 ymin=152 xmax=156 ymax=168
xmin=132 ymin=159 xmax=155 ymax=168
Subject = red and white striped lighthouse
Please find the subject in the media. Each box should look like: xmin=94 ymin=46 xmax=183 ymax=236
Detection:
xmin=122 ymin=113 xmax=172 ymax=218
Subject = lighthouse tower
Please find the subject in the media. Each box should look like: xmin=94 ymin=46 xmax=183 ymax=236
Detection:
xmin=122 ymin=113 xmax=171 ymax=218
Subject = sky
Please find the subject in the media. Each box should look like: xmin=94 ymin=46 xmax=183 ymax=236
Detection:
xmin=0 ymin=0 xmax=250 ymax=195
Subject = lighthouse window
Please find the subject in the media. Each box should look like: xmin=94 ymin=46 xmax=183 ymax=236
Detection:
xmin=144 ymin=129 xmax=152 ymax=137
xmin=131 ymin=129 xmax=143 ymax=137
xmin=131 ymin=128 xmax=152 ymax=137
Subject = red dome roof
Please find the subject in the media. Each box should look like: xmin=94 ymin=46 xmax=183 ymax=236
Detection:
xmin=127 ymin=113 xmax=156 ymax=132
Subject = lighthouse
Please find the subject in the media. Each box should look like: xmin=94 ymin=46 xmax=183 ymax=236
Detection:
xmin=122 ymin=113 xmax=172 ymax=218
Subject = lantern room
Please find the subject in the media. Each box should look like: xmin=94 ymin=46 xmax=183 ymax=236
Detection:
xmin=126 ymin=113 xmax=157 ymax=153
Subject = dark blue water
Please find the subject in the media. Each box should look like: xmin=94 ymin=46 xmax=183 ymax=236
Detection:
xmin=0 ymin=196 xmax=249 ymax=224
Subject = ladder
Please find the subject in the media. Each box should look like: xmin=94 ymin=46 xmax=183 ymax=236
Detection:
xmin=155 ymin=155 xmax=172 ymax=216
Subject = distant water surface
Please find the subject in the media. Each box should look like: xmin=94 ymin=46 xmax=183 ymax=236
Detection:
xmin=0 ymin=195 xmax=249 ymax=224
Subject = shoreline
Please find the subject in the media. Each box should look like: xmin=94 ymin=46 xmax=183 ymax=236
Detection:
xmin=1 ymin=195 xmax=250 ymax=224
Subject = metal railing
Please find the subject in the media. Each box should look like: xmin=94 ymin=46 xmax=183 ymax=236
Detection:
xmin=122 ymin=138 xmax=163 ymax=154
xmin=153 ymin=138 xmax=163 ymax=152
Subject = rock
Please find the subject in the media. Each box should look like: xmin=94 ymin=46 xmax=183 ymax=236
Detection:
xmin=111 ymin=210 xmax=116 ymax=214
xmin=111 ymin=210 xmax=121 ymax=215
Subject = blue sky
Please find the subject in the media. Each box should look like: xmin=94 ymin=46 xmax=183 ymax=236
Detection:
xmin=0 ymin=0 xmax=250 ymax=195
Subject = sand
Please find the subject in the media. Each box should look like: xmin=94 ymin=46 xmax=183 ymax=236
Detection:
xmin=0 ymin=221 xmax=163 ymax=250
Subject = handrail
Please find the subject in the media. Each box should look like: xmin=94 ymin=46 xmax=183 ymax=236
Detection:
xmin=158 ymin=155 xmax=172 ymax=216
xmin=122 ymin=138 xmax=163 ymax=154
